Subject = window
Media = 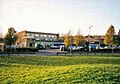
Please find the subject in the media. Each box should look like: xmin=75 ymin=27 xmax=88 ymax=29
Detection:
xmin=26 ymin=33 xmax=30 ymax=36
xmin=31 ymin=34 xmax=35 ymax=36
xmin=35 ymin=34 xmax=39 ymax=36
xmin=29 ymin=43 xmax=32 ymax=47
xmin=36 ymin=38 xmax=39 ymax=40
xmin=51 ymin=35 xmax=54 ymax=37
xmin=45 ymin=38 xmax=48 ymax=41
xmin=51 ymin=39 xmax=54 ymax=41
xmin=44 ymin=35 xmax=47 ymax=37
xmin=49 ymin=35 xmax=52 ymax=37
xmin=41 ymin=34 xmax=43 ymax=37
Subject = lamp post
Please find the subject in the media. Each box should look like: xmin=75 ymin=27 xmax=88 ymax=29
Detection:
xmin=88 ymin=26 xmax=92 ymax=52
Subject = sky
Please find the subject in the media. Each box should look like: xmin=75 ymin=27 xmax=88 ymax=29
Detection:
xmin=0 ymin=0 xmax=120 ymax=36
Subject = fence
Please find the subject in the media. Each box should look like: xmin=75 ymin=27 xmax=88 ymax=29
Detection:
xmin=57 ymin=52 xmax=120 ymax=56
xmin=0 ymin=52 xmax=120 ymax=56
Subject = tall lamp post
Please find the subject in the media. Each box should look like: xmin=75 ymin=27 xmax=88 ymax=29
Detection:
xmin=88 ymin=26 xmax=92 ymax=52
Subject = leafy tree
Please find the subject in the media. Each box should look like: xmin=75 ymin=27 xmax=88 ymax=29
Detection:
xmin=64 ymin=30 xmax=73 ymax=46
xmin=113 ymin=35 xmax=118 ymax=46
xmin=118 ymin=29 xmax=120 ymax=35
xmin=104 ymin=25 xmax=115 ymax=46
xmin=113 ymin=29 xmax=120 ymax=46
xmin=117 ymin=29 xmax=120 ymax=45
xmin=5 ymin=27 xmax=18 ymax=46
xmin=74 ymin=28 xmax=85 ymax=46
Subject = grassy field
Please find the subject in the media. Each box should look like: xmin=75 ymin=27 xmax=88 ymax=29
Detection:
xmin=0 ymin=55 xmax=120 ymax=84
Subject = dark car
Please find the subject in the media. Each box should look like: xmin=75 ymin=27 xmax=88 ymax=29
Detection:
xmin=36 ymin=44 xmax=46 ymax=50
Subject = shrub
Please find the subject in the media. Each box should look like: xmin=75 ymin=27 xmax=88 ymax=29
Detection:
xmin=93 ymin=48 xmax=120 ymax=53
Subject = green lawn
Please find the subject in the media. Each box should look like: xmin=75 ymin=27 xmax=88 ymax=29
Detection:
xmin=0 ymin=55 xmax=120 ymax=84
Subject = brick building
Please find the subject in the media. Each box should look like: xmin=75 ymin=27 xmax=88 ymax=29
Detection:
xmin=0 ymin=33 xmax=4 ymax=51
xmin=0 ymin=38 xmax=4 ymax=51
xmin=17 ymin=30 xmax=59 ymax=47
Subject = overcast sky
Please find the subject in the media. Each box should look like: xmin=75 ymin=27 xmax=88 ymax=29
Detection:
xmin=0 ymin=0 xmax=120 ymax=36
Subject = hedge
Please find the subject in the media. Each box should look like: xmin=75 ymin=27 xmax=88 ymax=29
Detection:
xmin=4 ymin=47 xmax=39 ymax=52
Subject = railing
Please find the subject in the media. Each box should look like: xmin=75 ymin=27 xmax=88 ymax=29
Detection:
xmin=0 ymin=52 xmax=120 ymax=56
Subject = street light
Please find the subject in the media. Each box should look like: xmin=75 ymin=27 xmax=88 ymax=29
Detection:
xmin=88 ymin=26 xmax=92 ymax=52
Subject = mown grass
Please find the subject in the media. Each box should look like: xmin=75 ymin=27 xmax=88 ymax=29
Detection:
xmin=0 ymin=55 xmax=120 ymax=84
xmin=0 ymin=55 xmax=120 ymax=66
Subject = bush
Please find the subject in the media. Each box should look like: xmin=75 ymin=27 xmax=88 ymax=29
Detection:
xmin=93 ymin=48 xmax=120 ymax=53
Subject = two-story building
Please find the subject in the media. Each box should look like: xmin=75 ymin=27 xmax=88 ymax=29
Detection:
xmin=17 ymin=30 xmax=59 ymax=47
xmin=0 ymin=33 xmax=4 ymax=51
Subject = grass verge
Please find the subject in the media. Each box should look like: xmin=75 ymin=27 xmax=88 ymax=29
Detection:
xmin=0 ymin=55 xmax=120 ymax=84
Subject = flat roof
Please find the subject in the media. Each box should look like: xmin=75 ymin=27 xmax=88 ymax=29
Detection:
xmin=25 ymin=30 xmax=59 ymax=35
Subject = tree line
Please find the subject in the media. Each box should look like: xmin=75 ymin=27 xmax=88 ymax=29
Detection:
xmin=4 ymin=25 xmax=120 ymax=48
xmin=62 ymin=25 xmax=120 ymax=47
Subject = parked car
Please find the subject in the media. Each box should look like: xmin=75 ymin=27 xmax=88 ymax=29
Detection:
xmin=60 ymin=45 xmax=68 ymax=51
xmin=77 ymin=46 xmax=84 ymax=51
xmin=117 ymin=46 xmax=120 ymax=49
xmin=69 ymin=46 xmax=77 ymax=51
xmin=36 ymin=44 xmax=46 ymax=50
xmin=50 ymin=44 xmax=60 ymax=49
xmin=68 ymin=45 xmax=85 ymax=52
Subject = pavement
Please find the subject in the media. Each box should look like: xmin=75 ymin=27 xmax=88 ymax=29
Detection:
xmin=1 ymin=49 xmax=119 ymax=56
xmin=36 ymin=49 xmax=64 ymax=56
xmin=0 ymin=49 xmax=64 ymax=56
